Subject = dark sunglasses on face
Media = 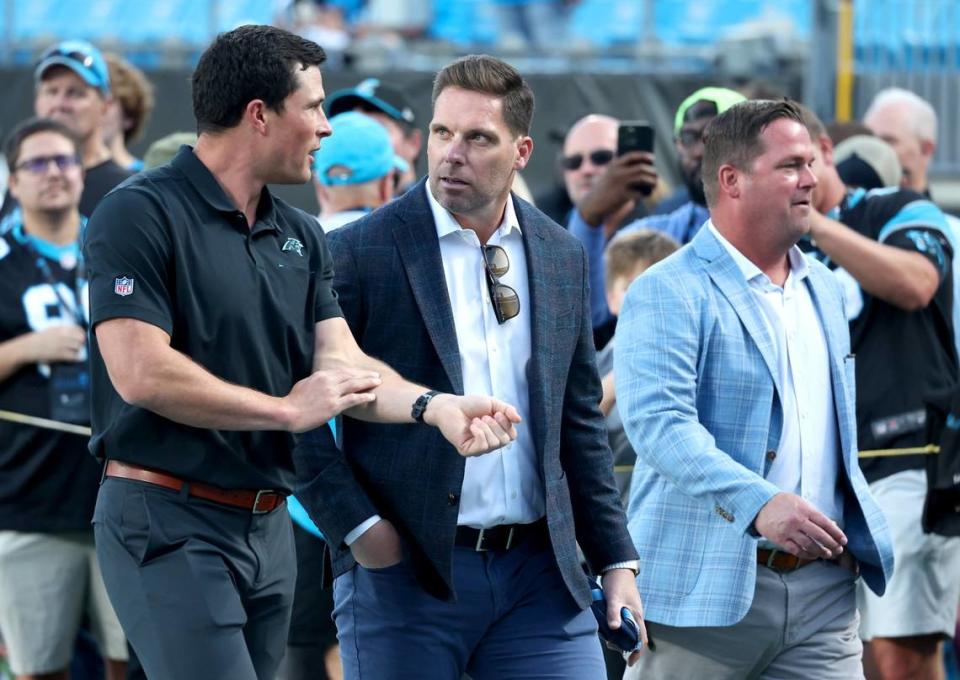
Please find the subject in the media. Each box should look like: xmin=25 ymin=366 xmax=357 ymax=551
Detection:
xmin=482 ymin=245 xmax=520 ymax=324
xmin=561 ymin=149 xmax=615 ymax=171
xmin=15 ymin=154 xmax=81 ymax=174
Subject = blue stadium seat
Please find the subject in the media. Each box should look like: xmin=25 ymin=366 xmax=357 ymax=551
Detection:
xmin=217 ymin=0 xmax=274 ymax=32
xmin=566 ymin=0 xmax=645 ymax=48
xmin=429 ymin=0 xmax=500 ymax=46
xmin=655 ymin=0 xmax=810 ymax=47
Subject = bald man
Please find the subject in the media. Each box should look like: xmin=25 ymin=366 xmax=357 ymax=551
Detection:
xmin=864 ymin=88 xmax=937 ymax=196
xmin=562 ymin=115 xmax=657 ymax=334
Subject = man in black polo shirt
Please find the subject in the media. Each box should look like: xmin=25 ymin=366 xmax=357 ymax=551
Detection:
xmin=799 ymin=105 xmax=960 ymax=680
xmin=84 ymin=25 xmax=520 ymax=680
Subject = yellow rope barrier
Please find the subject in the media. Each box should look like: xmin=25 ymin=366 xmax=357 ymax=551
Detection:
xmin=0 ymin=409 xmax=91 ymax=437
xmin=857 ymin=444 xmax=940 ymax=458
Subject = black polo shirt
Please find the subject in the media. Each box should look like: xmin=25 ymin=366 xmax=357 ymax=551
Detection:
xmin=803 ymin=187 xmax=957 ymax=483
xmin=83 ymin=146 xmax=342 ymax=492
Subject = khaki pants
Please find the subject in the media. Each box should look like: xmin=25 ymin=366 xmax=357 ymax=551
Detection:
xmin=624 ymin=560 xmax=863 ymax=680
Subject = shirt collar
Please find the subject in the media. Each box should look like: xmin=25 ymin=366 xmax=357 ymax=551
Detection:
xmin=708 ymin=220 xmax=809 ymax=286
xmin=425 ymin=179 xmax=522 ymax=241
xmin=171 ymin=146 xmax=280 ymax=232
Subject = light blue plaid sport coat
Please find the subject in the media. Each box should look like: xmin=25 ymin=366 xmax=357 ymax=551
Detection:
xmin=614 ymin=225 xmax=894 ymax=628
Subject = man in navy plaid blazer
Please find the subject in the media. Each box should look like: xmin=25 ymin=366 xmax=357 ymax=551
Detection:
xmin=617 ymin=100 xmax=894 ymax=679
xmin=295 ymin=55 xmax=643 ymax=679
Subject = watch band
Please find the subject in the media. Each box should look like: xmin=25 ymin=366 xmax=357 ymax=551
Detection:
xmin=411 ymin=390 xmax=441 ymax=423
xmin=602 ymin=560 xmax=640 ymax=576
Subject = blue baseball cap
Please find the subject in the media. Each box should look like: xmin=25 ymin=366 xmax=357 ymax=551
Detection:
xmin=313 ymin=112 xmax=409 ymax=187
xmin=35 ymin=40 xmax=110 ymax=96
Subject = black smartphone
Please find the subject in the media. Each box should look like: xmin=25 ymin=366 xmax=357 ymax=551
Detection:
xmin=617 ymin=120 xmax=655 ymax=156
xmin=617 ymin=121 xmax=655 ymax=195
xmin=590 ymin=586 xmax=642 ymax=653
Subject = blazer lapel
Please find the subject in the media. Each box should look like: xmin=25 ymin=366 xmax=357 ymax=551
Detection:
xmin=694 ymin=228 xmax=784 ymax=398
xmin=805 ymin=265 xmax=855 ymax=457
xmin=391 ymin=184 xmax=464 ymax=394
xmin=518 ymin=203 xmax=553 ymax=466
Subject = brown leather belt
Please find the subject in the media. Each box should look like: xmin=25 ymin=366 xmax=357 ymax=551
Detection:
xmin=758 ymin=547 xmax=858 ymax=574
xmin=105 ymin=460 xmax=287 ymax=514
xmin=455 ymin=518 xmax=547 ymax=552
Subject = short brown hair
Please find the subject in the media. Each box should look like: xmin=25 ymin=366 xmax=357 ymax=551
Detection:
xmin=432 ymin=55 xmax=534 ymax=137
xmin=105 ymin=53 xmax=155 ymax=144
xmin=701 ymin=99 xmax=805 ymax=205
xmin=5 ymin=117 xmax=81 ymax=172
xmin=604 ymin=229 xmax=679 ymax=288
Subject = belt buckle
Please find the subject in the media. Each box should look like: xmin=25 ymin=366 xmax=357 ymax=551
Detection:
xmin=252 ymin=490 xmax=275 ymax=515
xmin=475 ymin=528 xmax=488 ymax=552
xmin=504 ymin=527 xmax=516 ymax=550
xmin=765 ymin=548 xmax=780 ymax=570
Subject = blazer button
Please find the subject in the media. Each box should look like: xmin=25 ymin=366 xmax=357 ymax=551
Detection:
xmin=447 ymin=493 xmax=459 ymax=506
xmin=766 ymin=449 xmax=777 ymax=461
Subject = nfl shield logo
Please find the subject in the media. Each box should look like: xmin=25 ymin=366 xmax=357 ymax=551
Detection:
xmin=114 ymin=277 xmax=135 ymax=296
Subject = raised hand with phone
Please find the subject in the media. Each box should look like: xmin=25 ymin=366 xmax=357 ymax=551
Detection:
xmin=577 ymin=121 xmax=658 ymax=239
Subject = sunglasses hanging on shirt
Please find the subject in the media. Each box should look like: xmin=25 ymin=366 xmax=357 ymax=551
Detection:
xmin=481 ymin=245 xmax=520 ymax=324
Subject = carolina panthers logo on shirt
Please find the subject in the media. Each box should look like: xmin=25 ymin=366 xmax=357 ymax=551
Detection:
xmin=281 ymin=237 xmax=304 ymax=256
xmin=904 ymin=229 xmax=947 ymax=274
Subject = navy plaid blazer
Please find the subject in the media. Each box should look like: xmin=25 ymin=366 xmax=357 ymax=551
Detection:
xmin=294 ymin=180 xmax=636 ymax=606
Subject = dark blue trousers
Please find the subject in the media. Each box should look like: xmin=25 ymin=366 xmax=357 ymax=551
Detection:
xmin=332 ymin=533 xmax=605 ymax=680
xmin=93 ymin=477 xmax=296 ymax=680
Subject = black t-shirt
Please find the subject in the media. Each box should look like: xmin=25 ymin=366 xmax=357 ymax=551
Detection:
xmin=84 ymin=147 xmax=342 ymax=492
xmin=804 ymin=187 xmax=958 ymax=483
xmin=80 ymin=159 xmax=134 ymax=218
xmin=0 ymin=227 xmax=100 ymax=532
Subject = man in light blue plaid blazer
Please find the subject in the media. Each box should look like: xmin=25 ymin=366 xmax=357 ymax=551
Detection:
xmin=616 ymin=100 xmax=894 ymax=679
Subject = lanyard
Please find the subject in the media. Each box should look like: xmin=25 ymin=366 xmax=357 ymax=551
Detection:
xmin=24 ymin=240 xmax=87 ymax=329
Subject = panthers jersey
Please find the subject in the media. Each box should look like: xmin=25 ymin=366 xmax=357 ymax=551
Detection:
xmin=0 ymin=225 xmax=100 ymax=532
xmin=803 ymin=187 xmax=957 ymax=483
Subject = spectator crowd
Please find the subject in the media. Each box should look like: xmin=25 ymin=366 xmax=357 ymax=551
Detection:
xmin=0 ymin=25 xmax=959 ymax=680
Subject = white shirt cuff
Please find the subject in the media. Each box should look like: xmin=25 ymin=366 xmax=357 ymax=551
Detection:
xmin=344 ymin=515 xmax=382 ymax=545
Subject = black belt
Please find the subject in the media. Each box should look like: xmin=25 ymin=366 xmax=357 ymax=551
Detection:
xmin=455 ymin=518 xmax=547 ymax=552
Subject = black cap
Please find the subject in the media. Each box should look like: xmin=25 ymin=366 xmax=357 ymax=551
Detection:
xmin=326 ymin=78 xmax=416 ymax=127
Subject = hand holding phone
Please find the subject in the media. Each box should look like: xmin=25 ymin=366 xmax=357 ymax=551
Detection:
xmin=590 ymin=586 xmax=642 ymax=653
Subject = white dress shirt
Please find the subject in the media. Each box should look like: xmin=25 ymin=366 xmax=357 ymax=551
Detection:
xmin=427 ymin=186 xmax=542 ymax=529
xmin=345 ymin=188 xmax=542 ymax=545
xmin=709 ymin=222 xmax=844 ymax=526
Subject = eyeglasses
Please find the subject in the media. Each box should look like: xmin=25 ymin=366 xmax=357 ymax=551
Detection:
xmin=15 ymin=154 xmax=81 ymax=175
xmin=482 ymin=245 xmax=520 ymax=324
xmin=676 ymin=129 xmax=705 ymax=149
xmin=561 ymin=149 xmax=614 ymax=171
